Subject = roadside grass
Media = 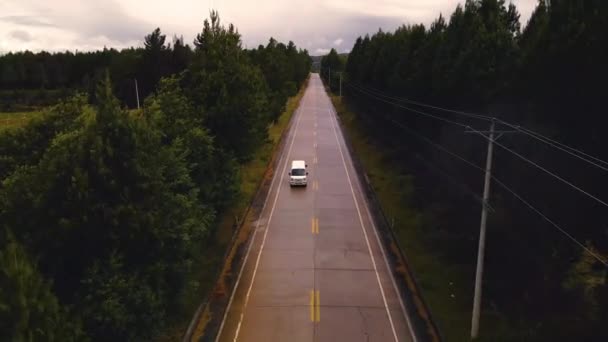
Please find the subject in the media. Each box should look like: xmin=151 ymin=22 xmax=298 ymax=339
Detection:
xmin=160 ymin=83 xmax=308 ymax=341
xmin=0 ymin=111 xmax=42 ymax=130
xmin=329 ymin=95 xmax=506 ymax=341
xmin=217 ymin=89 xmax=305 ymax=244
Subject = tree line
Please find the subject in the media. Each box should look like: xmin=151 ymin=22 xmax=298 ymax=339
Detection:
xmin=336 ymin=0 xmax=607 ymax=340
xmin=0 ymin=23 xmax=310 ymax=114
xmin=0 ymin=32 xmax=192 ymax=111
xmin=0 ymin=11 xmax=310 ymax=340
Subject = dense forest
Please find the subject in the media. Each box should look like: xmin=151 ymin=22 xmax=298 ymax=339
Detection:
xmin=0 ymin=12 xmax=310 ymax=340
xmin=328 ymin=0 xmax=608 ymax=340
xmin=0 ymin=24 xmax=310 ymax=113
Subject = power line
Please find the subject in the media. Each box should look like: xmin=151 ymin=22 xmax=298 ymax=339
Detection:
xmin=345 ymin=82 xmax=472 ymax=129
xmin=497 ymin=120 xmax=608 ymax=171
xmin=369 ymin=107 xmax=608 ymax=266
xmin=346 ymin=79 xmax=608 ymax=209
xmin=466 ymin=126 xmax=608 ymax=209
xmin=347 ymin=79 xmax=608 ymax=172
xmin=413 ymin=153 xmax=490 ymax=208
xmin=489 ymin=172 xmax=608 ymax=266
xmin=347 ymin=79 xmax=493 ymax=121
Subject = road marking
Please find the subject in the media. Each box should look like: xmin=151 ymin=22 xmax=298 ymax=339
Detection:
xmin=222 ymin=89 xmax=306 ymax=342
xmin=328 ymin=105 xmax=417 ymax=342
xmin=315 ymin=291 xmax=320 ymax=322
xmin=310 ymin=290 xmax=315 ymax=322
xmin=311 ymin=217 xmax=319 ymax=234
xmin=328 ymin=107 xmax=400 ymax=342
xmin=214 ymin=106 xmax=296 ymax=342
xmin=309 ymin=290 xmax=320 ymax=322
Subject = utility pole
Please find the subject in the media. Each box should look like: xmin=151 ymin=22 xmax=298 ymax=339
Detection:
xmin=471 ymin=119 xmax=494 ymax=339
xmin=339 ymin=72 xmax=342 ymax=97
xmin=135 ymin=79 xmax=140 ymax=109
xmin=465 ymin=122 xmax=519 ymax=339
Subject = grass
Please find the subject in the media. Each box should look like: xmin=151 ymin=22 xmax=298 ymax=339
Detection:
xmin=216 ymin=89 xmax=306 ymax=244
xmin=0 ymin=111 xmax=42 ymax=130
xmin=161 ymin=83 xmax=308 ymax=341
xmin=329 ymin=95 xmax=507 ymax=342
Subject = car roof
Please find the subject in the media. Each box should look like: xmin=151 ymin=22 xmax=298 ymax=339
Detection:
xmin=291 ymin=160 xmax=306 ymax=168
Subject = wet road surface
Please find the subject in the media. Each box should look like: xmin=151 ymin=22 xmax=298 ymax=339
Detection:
xmin=215 ymin=74 xmax=416 ymax=342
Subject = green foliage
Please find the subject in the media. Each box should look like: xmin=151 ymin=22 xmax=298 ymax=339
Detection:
xmin=1 ymin=73 xmax=212 ymax=340
xmin=0 ymin=238 xmax=85 ymax=341
xmin=0 ymin=94 xmax=86 ymax=180
xmin=0 ymin=30 xmax=194 ymax=109
xmin=564 ymin=244 xmax=607 ymax=320
xmin=0 ymin=11 xmax=310 ymax=340
xmin=248 ymin=38 xmax=311 ymax=121
xmin=184 ymin=11 xmax=269 ymax=161
xmin=320 ymin=48 xmax=344 ymax=92
xmin=146 ymin=76 xmax=239 ymax=212
xmin=342 ymin=0 xmax=608 ymax=340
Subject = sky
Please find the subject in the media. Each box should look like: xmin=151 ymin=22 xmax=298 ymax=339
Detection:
xmin=0 ymin=0 xmax=538 ymax=55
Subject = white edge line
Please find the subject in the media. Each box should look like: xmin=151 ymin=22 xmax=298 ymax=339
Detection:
xmin=328 ymin=106 xmax=400 ymax=342
xmin=214 ymin=91 xmax=306 ymax=341
xmin=327 ymin=103 xmax=418 ymax=342
xmin=213 ymin=123 xmax=287 ymax=342
xmin=223 ymin=88 xmax=306 ymax=342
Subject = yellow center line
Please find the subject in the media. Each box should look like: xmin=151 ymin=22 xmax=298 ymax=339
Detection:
xmin=309 ymin=290 xmax=315 ymax=322
xmin=309 ymin=290 xmax=321 ymax=322
xmin=311 ymin=217 xmax=319 ymax=234
xmin=315 ymin=291 xmax=321 ymax=322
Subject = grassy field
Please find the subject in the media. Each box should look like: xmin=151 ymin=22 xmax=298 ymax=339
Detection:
xmin=162 ymin=83 xmax=308 ymax=341
xmin=0 ymin=111 xmax=42 ymax=130
xmin=329 ymin=96 xmax=512 ymax=342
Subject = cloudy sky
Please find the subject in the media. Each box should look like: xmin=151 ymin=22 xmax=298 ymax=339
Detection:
xmin=0 ymin=0 xmax=537 ymax=55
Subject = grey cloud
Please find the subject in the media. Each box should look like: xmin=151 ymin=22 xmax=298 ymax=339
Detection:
xmin=9 ymin=30 xmax=33 ymax=42
xmin=3 ymin=1 xmax=152 ymax=46
xmin=239 ymin=10 xmax=404 ymax=56
xmin=290 ymin=13 xmax=403 ymax=55
xmin=67 ymin=1 xmax=150 ymax=43
xmin=0 ymin=15 xmax=57 ymax=27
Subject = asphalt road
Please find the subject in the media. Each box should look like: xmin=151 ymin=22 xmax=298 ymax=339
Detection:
xmin=215 ymin=73 xmax=415 ymax=342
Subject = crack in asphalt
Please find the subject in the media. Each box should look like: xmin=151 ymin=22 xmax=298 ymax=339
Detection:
xmin=357 ymin=306 xmax=371 ymax=342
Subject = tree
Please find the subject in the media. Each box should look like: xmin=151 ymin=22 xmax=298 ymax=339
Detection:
xmin=341 ymin=0 xmax=608 ymax=339
xmin=1 ymin=74 xmax=213 ymax=340
xmin=321 ymin=48 xmax=343 ymax=90
xmin=185 ymin=11 xmax=270 ymax=161
xmin=145 ymin=76 xmax=239 ymax=212
xmin=0 ymin=238 xmax=84 ymax=341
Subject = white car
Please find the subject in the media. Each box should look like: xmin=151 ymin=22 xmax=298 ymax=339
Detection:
xmin=289 ymin=160 xmax=308 ymax=187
